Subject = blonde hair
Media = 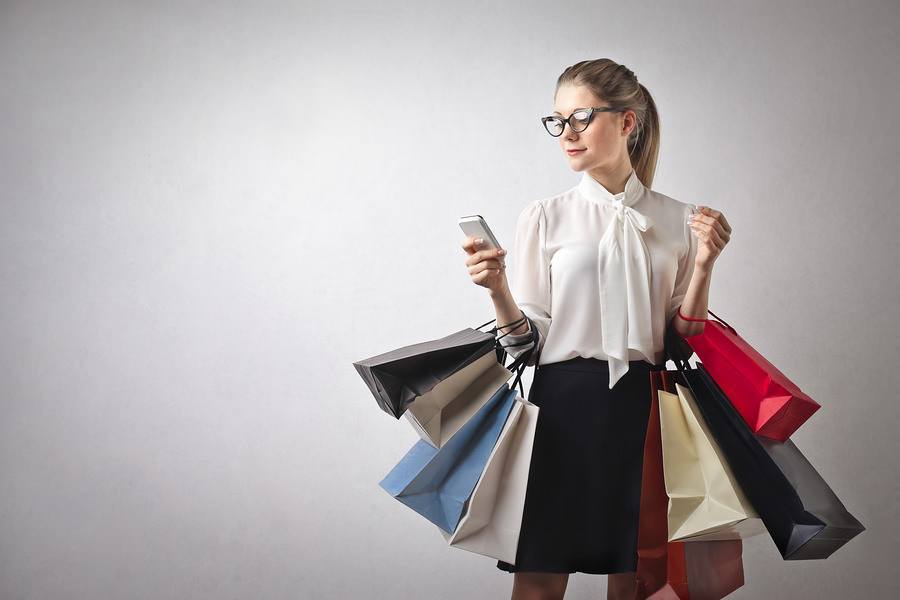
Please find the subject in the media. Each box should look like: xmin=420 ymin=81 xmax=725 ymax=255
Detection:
xmin=555 ymin=59 xmax=660 ymax=188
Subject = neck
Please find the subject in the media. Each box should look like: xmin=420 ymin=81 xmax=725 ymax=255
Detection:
xmin=585 ymin=161 xmax=634 ymax=195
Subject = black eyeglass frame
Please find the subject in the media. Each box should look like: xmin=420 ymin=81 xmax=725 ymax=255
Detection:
xmin=541 ymin=106 xmax=626 ymax=137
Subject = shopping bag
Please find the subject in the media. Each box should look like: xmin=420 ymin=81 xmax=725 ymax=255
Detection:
xmin=401 ymin=319 xmax=533 ymax=448
xmin=675 ymin=358 xmax=865 ymax=560
xmin=658 ymin=382 xmax=765 ymax=542
xmin=677 ymin=309 xmax=820 ymax=441
xmin=378 ymin=381 xmax=518 ymax=534
xmin=353 ymin=324 xmax=499 ymax=420
xmin=633 ymin=325 xmax=746 ymax=599
xmin=684 ymin=540 xmax=745 ymax=600
xmin=439 ymin=391 xmax=540 ymax=563
xmin=635 ymin=367 xmax=689 ymax=599
xmin=636 ymin=541 xmax=745 ymax=600
xmin=758 ymin=436 xmax=866 ymax=559
xmin=402 ymin=351 xmax=516 ymax=448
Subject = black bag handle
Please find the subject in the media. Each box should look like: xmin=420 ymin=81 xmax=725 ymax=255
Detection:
xmin=476 ymin=312 xmax=529 ymax=341
xmin=504 ymin=344 xmax=532 ymax=397
xmin=707 ymin=309 xmax=737 ymax=336
xmin=663 ymin=320 xmax=697 ymax=389
xmin=476 ymin=312 xmax=537 ymax=397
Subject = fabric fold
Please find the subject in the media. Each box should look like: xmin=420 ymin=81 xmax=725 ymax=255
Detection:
xmin=587 ymin=173 xmax=655 ymax=389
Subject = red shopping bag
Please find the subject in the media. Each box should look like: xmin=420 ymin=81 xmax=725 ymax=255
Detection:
xmin=677 ymin=309 xmax=820 ymax=441
xmin=633 ymin=366 xmax=745 ymax=600
xmin=634 ymin=368 xmax=687 ymax=598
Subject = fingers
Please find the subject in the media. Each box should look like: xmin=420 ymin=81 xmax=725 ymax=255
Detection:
xmin=460 ymin=235 xmax=480 ymax=253
xmin=699 ymin=206 xmax=732 ymax=233
xmin=462 ymin=235 xmax=508 ymax=289
xmin=461 ymin=235 xmax=507 ymax=253
xmin=690 ymin=208 xmax=732 ymax=242
xmin=464 ymin=243 xmax=507 ymax=267
xmin=472 ymin=267 xmax=503 ymax=285
xmin=690 ymin=219 xmax=728 ymax=245
xmin=696 ymin=206 xmax=731 ymax=234
xmin=690 ymin=221 xmax=727 ymax=251
xmin=468 ymin=258 xmax=506 ymax=275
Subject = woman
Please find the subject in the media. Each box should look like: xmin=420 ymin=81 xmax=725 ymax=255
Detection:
xmin=460 ymin=59 xmax=732 ymax=599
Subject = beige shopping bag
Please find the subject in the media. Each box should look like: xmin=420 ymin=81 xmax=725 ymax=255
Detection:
xmin=439 ymin=393 xmax=539 ymax=563
xmin=404 ymin=351 xmax=514 ymax=448
xmin=658 ymin=382 xmax=765 ymax=542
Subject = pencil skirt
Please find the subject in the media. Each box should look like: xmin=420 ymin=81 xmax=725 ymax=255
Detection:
xmin=496 ymin=355 xmax=660 ymax=575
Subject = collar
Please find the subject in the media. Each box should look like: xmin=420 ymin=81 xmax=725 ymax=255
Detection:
xmin=577 ymin=169 xmax=644 ymax=208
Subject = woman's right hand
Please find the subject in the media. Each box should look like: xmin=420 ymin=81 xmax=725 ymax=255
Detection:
xmin=461 ymin=235 xmax=508 ymax=293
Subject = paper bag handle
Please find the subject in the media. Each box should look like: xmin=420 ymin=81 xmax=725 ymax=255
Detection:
xmin=677 ymin=307 xmax=737 ymax=336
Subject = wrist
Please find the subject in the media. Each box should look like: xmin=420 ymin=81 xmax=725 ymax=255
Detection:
xmin=488 ymin=281 xmax=511 ymax=300
xmin=693 ymin=260 xmax=713 ymax=276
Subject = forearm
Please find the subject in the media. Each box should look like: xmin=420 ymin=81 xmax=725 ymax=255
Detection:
xmin=489 ymin=282 xmax=530 ymax=336
xmin=670 ymin=264 xmax=713 ymax=337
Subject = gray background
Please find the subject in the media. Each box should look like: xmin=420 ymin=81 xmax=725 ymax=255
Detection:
xmin=2 ymin=0 xmax=898 ymax=598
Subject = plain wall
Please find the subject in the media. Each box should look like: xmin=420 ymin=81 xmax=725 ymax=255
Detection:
xmin=2 ymin=0 xmax=898 ymax=598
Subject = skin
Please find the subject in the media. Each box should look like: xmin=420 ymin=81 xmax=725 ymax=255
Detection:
xmin=460 ymin=83 xmax=732 ymax=599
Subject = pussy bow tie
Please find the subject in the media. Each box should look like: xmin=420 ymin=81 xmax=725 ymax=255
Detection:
xmin=597 ymin=196 xmax=655 ymax=389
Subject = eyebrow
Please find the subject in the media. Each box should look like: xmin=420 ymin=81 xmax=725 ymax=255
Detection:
xmin=552 ymin=107 xmax=587 ymax=116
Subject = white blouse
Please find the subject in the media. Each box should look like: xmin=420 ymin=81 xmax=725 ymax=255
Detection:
xmin=497 ymin=169 xmax=699 ymax=390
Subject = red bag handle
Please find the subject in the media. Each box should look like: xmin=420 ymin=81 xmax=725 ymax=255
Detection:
xmin=677 ymin=307 xmax=737 ymax=336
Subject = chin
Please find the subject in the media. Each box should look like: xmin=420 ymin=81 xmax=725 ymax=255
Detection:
xmin=566 ymin=157 xmax=592 ymax=171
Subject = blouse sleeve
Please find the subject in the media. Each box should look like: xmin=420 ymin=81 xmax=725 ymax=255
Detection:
xmin=496 ymin=200 xmax=552 ymax=366
xmin=666 ymin=203 xmax=700 ymax=325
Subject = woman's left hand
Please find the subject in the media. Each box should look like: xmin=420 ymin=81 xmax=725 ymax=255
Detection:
xmin=689 ymin=205 xmax=732 ymax=272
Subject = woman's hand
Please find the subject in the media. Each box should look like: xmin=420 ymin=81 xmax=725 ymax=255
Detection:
xmin=689 ymin=205 xmax=732 ymax=272
xmin=461 ymin=235 xmax=508 ymax=293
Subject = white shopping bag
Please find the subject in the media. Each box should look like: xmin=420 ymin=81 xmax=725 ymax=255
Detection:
xmin=404 ymin=351 xmax=514 ymax=448
xmin=439 ymin=392 xmax=539 ymax=563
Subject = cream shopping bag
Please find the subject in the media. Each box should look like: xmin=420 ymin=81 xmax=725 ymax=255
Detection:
xmin=658 ymin=382 xmax=765 ymax=542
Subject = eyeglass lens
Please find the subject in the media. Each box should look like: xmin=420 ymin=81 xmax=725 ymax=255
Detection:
xmin=545 ymin=110 xmax=592 ymax=136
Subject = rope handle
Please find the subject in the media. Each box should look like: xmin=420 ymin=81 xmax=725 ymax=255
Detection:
xmin=476 ymin=312 xmax=538 ymax=397
xmin=676 ymin=306 xmax=737 ymax=336
xmin=476 ymin=310 xmax=531 ymax=341
xmin=505 ymin=346 xmax=531 ymax=396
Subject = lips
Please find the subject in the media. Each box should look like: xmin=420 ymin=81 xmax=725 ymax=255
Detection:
xmin=566 ymin=148 xmax=585 ymax=154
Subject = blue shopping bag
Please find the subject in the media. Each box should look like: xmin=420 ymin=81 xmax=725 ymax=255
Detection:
xmin=379 ymin=382 xmax=518 ymax=534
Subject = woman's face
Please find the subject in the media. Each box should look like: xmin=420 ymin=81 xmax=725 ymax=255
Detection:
xmin=552 ymin=83 xmax=636 ymax=172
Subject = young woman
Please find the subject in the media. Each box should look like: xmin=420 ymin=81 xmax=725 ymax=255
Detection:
xmin=460 ymin=59 xmax=732 ymax=599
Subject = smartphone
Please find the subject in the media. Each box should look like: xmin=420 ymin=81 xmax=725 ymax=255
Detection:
xmin=458 ymin=214 xmax=502 ymax=250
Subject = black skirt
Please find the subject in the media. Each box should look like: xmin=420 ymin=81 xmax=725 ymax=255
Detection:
xmin=496 ymin=356 xmax=660 ymax=575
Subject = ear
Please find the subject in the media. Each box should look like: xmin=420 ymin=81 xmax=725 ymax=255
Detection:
xmin=622 ymin=110 xmax=638 ymax=137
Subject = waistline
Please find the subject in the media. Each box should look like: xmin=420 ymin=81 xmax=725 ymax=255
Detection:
xmin=537 ymin=355 xmax=666 ymax=373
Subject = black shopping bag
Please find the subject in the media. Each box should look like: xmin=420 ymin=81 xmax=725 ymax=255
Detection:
xmin=672 ymin=356 xmax=865 ymax=560
xmin=353 ymin=316 xmax=533 ymax=420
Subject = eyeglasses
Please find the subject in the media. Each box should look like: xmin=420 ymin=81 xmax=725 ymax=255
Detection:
xmin=541 ymin=106 xmax=625 ymax=137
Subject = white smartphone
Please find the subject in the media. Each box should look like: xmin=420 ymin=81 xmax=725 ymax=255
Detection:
xmin=458 ymin=214 xmax=502 ymax=250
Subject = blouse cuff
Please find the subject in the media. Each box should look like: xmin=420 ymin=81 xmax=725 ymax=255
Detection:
xmin=496 ymin=315 xmax=542 ymax=367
